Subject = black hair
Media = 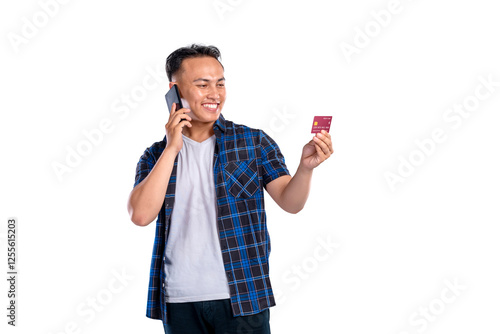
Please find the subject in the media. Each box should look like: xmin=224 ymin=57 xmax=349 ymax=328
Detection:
xmin=165 ymin=44 xmax=223 ymax=81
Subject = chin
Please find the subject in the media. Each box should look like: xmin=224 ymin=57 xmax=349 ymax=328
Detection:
xmin=192 ymin=111 xmax=220 ymax=123
xmin=202 ymin=108 xmax=221 ymax=118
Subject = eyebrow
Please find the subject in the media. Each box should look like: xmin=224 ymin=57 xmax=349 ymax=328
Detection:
xmin=193 ymin=77 xmax=225 ymax=83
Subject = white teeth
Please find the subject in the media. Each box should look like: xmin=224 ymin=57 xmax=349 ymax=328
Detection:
xmin=203 ymin=104 xmax=217 ymax=109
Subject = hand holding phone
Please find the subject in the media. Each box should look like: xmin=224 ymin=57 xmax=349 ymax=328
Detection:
xmin=165 ymin=84 xmax=183 ymax=112
xmin=164 ymin=84 xmax=191 ymax=153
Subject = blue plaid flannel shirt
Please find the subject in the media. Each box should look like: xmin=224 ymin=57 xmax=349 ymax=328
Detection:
xmin=133 ymin=113 xmax=290 ymax=324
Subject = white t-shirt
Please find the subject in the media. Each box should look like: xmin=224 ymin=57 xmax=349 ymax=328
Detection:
xmin=163 ymin=133 xmax=230 ymax=302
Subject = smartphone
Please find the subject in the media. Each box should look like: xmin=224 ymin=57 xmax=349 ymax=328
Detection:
xmin=165 ymin=84 xmax=183 ymax=113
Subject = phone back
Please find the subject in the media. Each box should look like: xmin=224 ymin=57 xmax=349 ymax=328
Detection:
xmin=165 ymin=85 xmax=183 ymax=112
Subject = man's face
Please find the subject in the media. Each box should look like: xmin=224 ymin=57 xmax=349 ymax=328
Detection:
xmin=171 ymin=56 xmax=226 ymax=124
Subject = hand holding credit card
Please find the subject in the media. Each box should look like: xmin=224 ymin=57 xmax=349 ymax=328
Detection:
xmin=300 ymin=115 xmax=334 ymax=170
xmin=311 ymin=116 xmax=332 ymax=133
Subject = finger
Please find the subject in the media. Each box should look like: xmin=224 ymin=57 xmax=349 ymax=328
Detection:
xmin=320 ymin=131 xmax=333 ymax=148
xmin=313 ymin=135 xmax=331 ymax=156
xmin=166 ymin=103 xmax=177 ymax=127
xmin=316 ymin=132 xmax=333 ymax=154
xmin=313 ymin=142 xmax=327 ymax=164
xmin=169 ymin=103 xmax=182 ymax=124
xmin=177 ymin=117 xmax=192 ymax=130
xmin=170 ymin=103 xmax=188 ymax=116
xmin=171 ymin=109 xmax=192 ymax=126
xmin=312 ymin=138 xmax=327 ymax=161
xmin=177 ymin=111 xmax=192 ymax=122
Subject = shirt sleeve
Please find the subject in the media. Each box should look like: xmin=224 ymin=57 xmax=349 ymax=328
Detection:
xmin=133 ymin=147 xmax=156 ymax=188
xmin=259 ymin=130 xmax=290 ymax=187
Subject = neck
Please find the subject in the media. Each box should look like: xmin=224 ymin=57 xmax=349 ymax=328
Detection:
xmin=182 ymin=120 xmax=215 ymax=142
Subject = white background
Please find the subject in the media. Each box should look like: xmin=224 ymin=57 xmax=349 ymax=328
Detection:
xmin=1 ymin=0 xmax=499 ymax=333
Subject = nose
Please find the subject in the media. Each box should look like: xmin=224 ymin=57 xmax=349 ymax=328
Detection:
xmin=207 ymin=85 xmax=220 ymax=100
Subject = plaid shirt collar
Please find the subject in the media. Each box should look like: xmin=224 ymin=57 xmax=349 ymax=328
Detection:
xmin=162 ymin=113 xmax=227 ymax=144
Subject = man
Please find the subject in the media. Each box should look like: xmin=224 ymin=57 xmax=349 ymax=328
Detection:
xmin=127 ymin=44 xmax=333 ymax=334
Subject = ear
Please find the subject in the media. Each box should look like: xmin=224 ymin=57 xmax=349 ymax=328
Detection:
xmin=168 ymin=82 xmax=175 ymax=89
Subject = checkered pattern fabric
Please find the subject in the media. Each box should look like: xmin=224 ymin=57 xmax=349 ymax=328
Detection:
xmin=133 ymin=113 xmax=290 ymax=325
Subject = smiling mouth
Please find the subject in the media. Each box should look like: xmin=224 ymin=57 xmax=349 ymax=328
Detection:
xmin=202 ymin=103 xmax=219 ymax=112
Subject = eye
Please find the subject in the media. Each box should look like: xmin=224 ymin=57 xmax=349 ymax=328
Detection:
xmin=217 ymin=83 xmax=225 ymax=87
xmin=197 ymin=85 xmax=207 ymax=88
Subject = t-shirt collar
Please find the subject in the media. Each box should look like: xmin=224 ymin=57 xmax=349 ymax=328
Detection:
xmin=162 ymin=113 xmax=226 ymax=143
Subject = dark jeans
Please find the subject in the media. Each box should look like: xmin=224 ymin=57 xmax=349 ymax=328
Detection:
xmin=163 ymin=298 xmax=271 ymax=334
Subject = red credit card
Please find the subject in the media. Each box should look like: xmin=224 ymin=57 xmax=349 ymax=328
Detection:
xmin=311 ymin=116 xmax=332 ymax=133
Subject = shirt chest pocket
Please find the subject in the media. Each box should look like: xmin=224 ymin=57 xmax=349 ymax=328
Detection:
xmin=223 ymin=158 xmax=260 ymax=199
